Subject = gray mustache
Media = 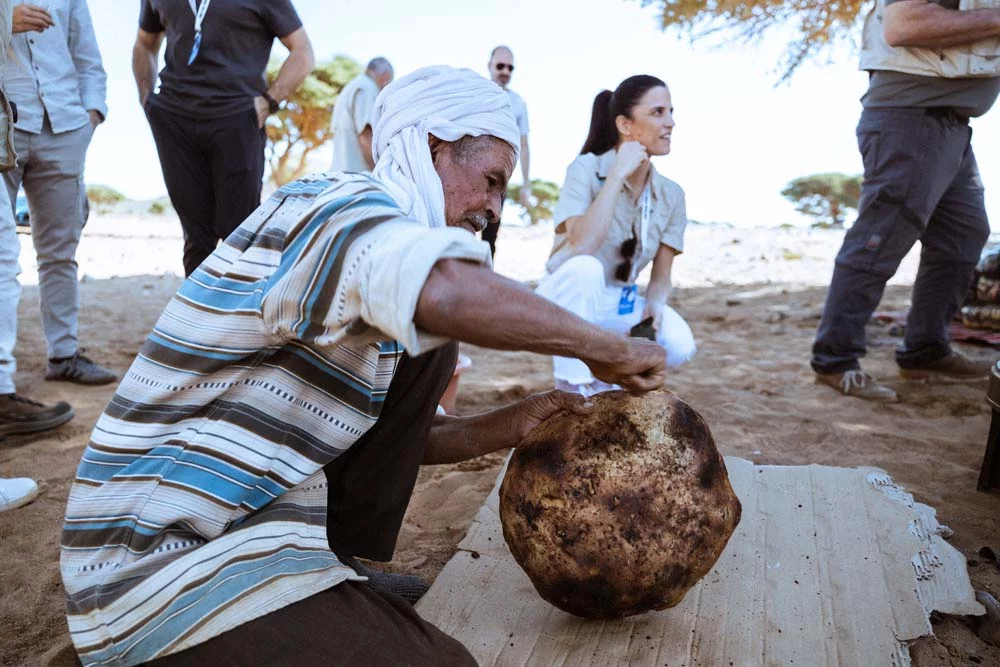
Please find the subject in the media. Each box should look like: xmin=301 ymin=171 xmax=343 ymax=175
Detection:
xmin=465 ymin=212 xmax=494 ymax=232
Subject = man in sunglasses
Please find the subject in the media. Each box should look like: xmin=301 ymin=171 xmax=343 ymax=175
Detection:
xmin=484 ymin=45 xmax=530 ymax=257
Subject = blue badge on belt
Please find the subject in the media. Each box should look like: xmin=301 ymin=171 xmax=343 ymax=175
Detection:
xmin=618 ymin=285 xmax=637 ymax=315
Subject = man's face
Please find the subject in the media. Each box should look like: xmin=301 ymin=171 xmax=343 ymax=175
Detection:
xmin=489 ymin=48 xmax=514 ymax=88
xmin=431 ymin=135 xmax=516 ymax=235
xmin=376 ymin=71 xmax=393 ymax=90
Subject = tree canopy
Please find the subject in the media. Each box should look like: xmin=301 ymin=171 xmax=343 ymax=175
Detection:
xmin=265 ymin=56 xmax=361 ymax=186
xmin=506 ymin=179 xmax=562 ymax=225
xmin=641 ymin=0 xmax=871 ymax=81
xmin=781 ymin=172 xmax=862 ymax=227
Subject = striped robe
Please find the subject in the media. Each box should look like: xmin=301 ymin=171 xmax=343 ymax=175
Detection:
xmin=60 ymin=173 xmax=491 ymax=666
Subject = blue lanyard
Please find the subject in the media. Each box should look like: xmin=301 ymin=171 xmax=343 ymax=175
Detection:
xmin=186 ymin=0 xmax=211 ymax=65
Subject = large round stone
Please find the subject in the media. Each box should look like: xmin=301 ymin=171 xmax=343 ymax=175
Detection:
xmin=499 ymin=391 xmax=741 ymax=619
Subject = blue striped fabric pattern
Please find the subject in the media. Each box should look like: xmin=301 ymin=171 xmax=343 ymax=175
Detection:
xmin=59 ymin=172 xmax=492 ymax=666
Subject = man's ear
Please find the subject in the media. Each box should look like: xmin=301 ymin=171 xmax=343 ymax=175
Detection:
xmin=428 ymin=135 xmax=448 ymax=163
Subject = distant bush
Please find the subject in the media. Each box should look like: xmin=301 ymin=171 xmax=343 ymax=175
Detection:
xmin=87 ymin=184 xmax=125 ymax=206
xmin=148 ymin=198 xmax=171 ymax=215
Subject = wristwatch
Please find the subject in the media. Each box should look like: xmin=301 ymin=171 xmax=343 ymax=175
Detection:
xmin=262 ymin=91 xmax=280 ymax=114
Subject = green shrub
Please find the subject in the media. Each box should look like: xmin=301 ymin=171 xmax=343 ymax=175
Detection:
xmin=87 ymin=184 xmax=125 ymax=206
xmin=148 ymin=198 xmax=171 ymax=214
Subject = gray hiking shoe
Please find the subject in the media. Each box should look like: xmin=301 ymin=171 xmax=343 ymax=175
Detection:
xmin=899 ymin=351 xmax=992 ymax=382
xmin=0 ymin=393 xmax=74 ymax=436
xmin=46 ymin=353 xmax=117 ymax=385
xmin=815 ymin=369 xmax=898 ymax=403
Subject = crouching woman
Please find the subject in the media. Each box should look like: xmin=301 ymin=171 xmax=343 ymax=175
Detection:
xmin=537 ymin=74 xmax=695 ymax=395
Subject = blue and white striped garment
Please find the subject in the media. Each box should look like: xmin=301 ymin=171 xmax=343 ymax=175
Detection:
xmin=60 ymin=172 xmax=491 ymax=666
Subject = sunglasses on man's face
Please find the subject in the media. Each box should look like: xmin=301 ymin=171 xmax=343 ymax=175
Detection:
xmin=614 ymin=236 xmax=638 ymax=283
xmin=494 ymin=63 xmax=514 ymax=72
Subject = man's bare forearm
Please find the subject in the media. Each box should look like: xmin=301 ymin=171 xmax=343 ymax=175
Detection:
xmin=414 ymin=259 xmax=627 ymax=365
xmin=132 ymin=44 xmax=158 ymax=105
xmin=520 ymin=136 xmax=530 ymax=186
xmin=267 ymin=43 xmax=314 ymax=102
xmin=423 ymin=412 xmax=519 ymax=464
xmin=884 ymin=0 xmax=1000 ymax=48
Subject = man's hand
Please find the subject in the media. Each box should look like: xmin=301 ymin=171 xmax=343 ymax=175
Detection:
xmin=88 ymin=109 xmax=102 ymax=129
xmin=508 ymin=390 xmax=594 ymax=443
xmin=253 ymin=96 xmax=270 ymax=129
xmin=13 ymin=4 xmax=54 ymax=33
xmin=584 ymin=337 xmax=666 ymax=394
xmin=518 ymin=187 xmax=531 ymax=208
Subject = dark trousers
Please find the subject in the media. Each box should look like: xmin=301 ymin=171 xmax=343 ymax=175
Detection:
xmin=482 ymin=220 xmax=500 ymax=257
xmin=141 ymin=582 xmax=476 ymax=666
xmin=812 ymin=107 xmax=991 ymax=374
xmin=145 ymin=98 xmax=266 ymax=276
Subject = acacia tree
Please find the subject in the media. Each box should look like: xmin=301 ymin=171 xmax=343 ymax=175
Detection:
xmin=265 ymin=56 xmax=361 ymax=186
xmin=505 ymin=179 xmax=561 ymax=225
xmin=781 ymin=172 xmax=862 ymax=227
xmin=641 ymin=0 xmax=870 ymax=81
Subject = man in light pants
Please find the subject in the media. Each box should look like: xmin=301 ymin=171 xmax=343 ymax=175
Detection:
xmin=0 ymin=0 xmax=75 ymax=510
xmin=2 ymin=0 xmax=115 ymax=387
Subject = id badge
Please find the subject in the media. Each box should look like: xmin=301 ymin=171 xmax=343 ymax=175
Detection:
xmin=618 ymin=284 xmax=637 ymax=315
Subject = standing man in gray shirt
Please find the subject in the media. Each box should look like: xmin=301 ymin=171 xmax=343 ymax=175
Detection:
xmin=330 ymin=57 xmax=392 ymax=172
xmin=1 ymin=0 xmax=115 ymax=387
xmin=484 ymin=45 xmax=529 ymax=257
xmin=812 ymin=0 xmax=1000 ymax=402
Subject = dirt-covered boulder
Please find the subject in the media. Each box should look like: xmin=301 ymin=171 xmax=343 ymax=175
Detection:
xmin=499 ymin=391 xmax=741 ymax=619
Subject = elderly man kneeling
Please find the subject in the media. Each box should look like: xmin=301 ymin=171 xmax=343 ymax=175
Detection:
xmin=59 ymin=67 xmax=666 ymax=667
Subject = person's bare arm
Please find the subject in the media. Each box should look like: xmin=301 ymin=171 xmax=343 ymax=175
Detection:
xmin=254 ymin=27 xmax=315 ymax=127
xmin=643 ymin=244 xmax=676 ymax=324
xmin=132 ymin=28 xmax=163 ymax=107
xmin=518 ymin=135 xmax=530 ymax=206
xmin=423 ymin=391 xmax=591 ymax=464
xmin=884 ymin=0 xmax=1000 ymax=49
xmin=359 ymin=124 xmax=375 ymax=170
xmin=562 ymin=141 xmax=647 ymax=256
xmin=414 ymin=259 xmax=666 ymax=393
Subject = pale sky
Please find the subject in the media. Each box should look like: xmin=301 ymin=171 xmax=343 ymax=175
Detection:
xmin=83 ymin=0 xmax=1000 ymax=228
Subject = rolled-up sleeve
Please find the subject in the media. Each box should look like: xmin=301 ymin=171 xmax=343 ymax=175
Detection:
xmin=262 ymin=212 xmax=491 ymax=356
xmin=69 ymin=0 xmax=107 ymax=118
xmin=659 ymin=189 xmax=687 ymax=254
xmin=552 ymin=155 xmax=597 ymax=226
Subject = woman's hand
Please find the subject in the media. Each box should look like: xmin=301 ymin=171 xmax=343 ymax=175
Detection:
xmin=641 ymin=300 xmax=664 ymax=333
xmin=608 ymin=141 xmax=648 ymax=183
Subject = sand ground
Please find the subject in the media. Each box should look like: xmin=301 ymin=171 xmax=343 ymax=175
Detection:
xmin=1 ymin=211 xmax=998 ymax=666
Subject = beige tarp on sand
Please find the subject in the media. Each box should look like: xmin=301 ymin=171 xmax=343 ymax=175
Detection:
xmin=416 ymin=457 xmax=984 ymax=667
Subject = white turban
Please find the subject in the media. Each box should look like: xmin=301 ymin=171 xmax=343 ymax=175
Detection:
xmin=371 ymin=65 xmax=521 ymax=229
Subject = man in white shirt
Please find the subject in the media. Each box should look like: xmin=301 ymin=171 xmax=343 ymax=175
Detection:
xmin=0 ymin=0 xmax=115 ymax=391
xmin=484 ymin=45 xmax=529 ymax=257
xmin=330 ymin=57 xmax=393 ymax=172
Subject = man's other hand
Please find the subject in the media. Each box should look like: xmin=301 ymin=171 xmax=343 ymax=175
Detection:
xmin=509 ymin=390 xmax=594 ymax=442
xmin=518 ymin=187 xmax=530 ymax=208
xmin=13 ymin=4 xmax=54 ymax=33
xmin=586 ymin=337 xmax=666 ymax=394
xmin=253 ymin=96 xmax=269 ymax=129
xmin=88 ymin=109 xmax=102 ymax=129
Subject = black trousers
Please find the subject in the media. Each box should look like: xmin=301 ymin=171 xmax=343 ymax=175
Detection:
xmin=145 ymin=97 xmax=266 ymax=276
xmin=812 ymin=107 xmax=991 ymax=374
xmin=481 ymin=220 xmax=500 ymax=258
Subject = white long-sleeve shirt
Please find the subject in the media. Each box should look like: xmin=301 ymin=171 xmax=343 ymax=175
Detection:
xmin=5 ymin=0 xmax=106 ymax=134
